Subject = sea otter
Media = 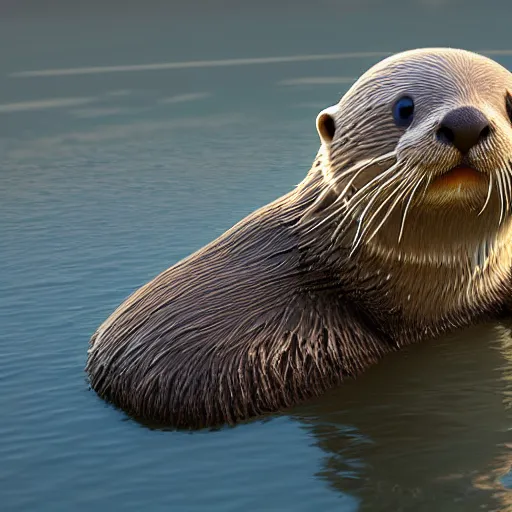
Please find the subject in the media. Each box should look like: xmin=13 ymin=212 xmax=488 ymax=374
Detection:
xmin=86 ymin=48 xmax=512 ymax=429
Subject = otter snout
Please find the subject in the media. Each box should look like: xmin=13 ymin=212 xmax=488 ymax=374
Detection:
xmin=436 ymin=106 xmax=490 ymax=154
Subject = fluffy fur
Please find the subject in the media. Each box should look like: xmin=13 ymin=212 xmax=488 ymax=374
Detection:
xmin=86 ymin=48 xmax=512 ymax=429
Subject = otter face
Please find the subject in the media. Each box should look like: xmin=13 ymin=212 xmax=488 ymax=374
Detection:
xmin=315 ymin=48 xmax=512 ymax=254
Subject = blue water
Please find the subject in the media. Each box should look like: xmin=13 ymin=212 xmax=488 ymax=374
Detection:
xmin=4 ymin=1 xmax=512 ymax=510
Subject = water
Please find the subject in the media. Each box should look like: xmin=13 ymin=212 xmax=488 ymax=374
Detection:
xmin=3 ymin=1 xmax=512 ymax=510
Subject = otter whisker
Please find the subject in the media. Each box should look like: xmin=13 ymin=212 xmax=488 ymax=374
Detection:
xmin=330 ymin=151 xmax=396 ymax=185
xmin=356 ymin=181 xmax=412 ymax=251
xmin=477 ymin=173 xmax=493 ymax=217
xmin=336 ymin=162 xmax=405 ymax=232
xmin=360 ymin=171 xmax=420 ymax=248
xmin=351 ymin=159 xmax=426 ymax=252
xmin=420 ymin=173 xmax=433 ymax=201
xmin=344 ymin=167 xmax=408 ymax=251
xmin=333 ymin=151 xmax=397 ymax=198
xmin=302 ymin=186 xmax=342 ymax=220
xmin=502 ymin=161 xmax=512 ymax=217
xmin=302 ymin=187 xmax=356 ymax=235
xmin=342 ymin=159 xmax=400 ymax=206
xmin=349 ymin=163 xmax=406 ymax=216
xmin=495 ymin=169 xmax=508 ymax=225
xmin=398 ymin=175 xmax=426 ymax=243
xmin=303 ymin=152 xmax=397 ymax=233
xmin=494 ymin=170 xmax=504 ymax=225
xmin=331 ymin=185 xmax=387 ymax=245
xmin=333 ymin=153 xmax=397 ymax=201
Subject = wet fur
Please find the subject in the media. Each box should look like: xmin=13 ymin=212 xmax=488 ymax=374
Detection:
xmin=86 ymin=170 xmax=396 ymax=428
xmin=87 ymin=49 xmax=512 ymax=429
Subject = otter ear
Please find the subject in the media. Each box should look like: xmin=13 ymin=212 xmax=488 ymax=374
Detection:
xmin=506 ymin=90 xmax=512 ymax=122
xmin=316 ymin=104 xmax=338 ymax=145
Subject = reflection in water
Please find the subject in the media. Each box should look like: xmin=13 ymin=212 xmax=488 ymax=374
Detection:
xmin=5 ymin=114 xmax=242 ymax=161
xmin=277 ymin=77 xmax=357 ymax=86
xmin=7 ymin=52 xmax=391 ymax=78
xmin=291 ymin=323 xmax=512 ymax=511
xmin=158 ymin=92 xmax=212 ymax=104
xmin=68 ymin=107 xmax=135 ymax=119
xmin=0 ymin=97 xmax=97 ymax=113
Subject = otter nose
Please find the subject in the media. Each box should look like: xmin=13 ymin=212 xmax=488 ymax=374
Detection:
xmin=436 ymin=106 xmax=490 ymax=154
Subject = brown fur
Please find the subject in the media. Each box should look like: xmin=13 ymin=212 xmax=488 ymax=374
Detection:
xmin=86 ymin=48 xmax=512 ymax=429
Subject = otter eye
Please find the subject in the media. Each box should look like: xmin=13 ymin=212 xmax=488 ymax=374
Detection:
xmin=392 ymin=96 xmax=415 ymax=127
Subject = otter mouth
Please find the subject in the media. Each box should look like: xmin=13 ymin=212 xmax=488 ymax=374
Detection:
xmin=429 ymin=164 xmax=488 ymax=192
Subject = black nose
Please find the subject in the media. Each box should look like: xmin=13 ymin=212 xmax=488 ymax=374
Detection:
xmin=436 ymin=106 xmax=490 ymax=154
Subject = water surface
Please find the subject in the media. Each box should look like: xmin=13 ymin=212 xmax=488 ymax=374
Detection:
xmin=3 ymin=1 xmax=512 ymax=510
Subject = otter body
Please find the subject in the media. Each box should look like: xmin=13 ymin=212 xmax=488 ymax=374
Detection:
xmin=87 ymin=48 xmax=512 ymax=428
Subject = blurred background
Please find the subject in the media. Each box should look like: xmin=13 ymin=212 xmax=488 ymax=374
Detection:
xmin=3 ymin=1 xmax=512 ymax=511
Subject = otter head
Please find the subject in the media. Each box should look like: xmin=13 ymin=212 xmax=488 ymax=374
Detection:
xmin=314 ymin=48 xmax=512 ymax=266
